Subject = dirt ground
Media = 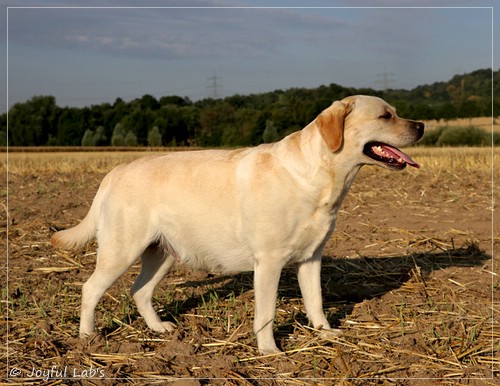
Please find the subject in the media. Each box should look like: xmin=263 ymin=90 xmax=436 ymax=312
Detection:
xmin=2 ymin=149 xmax=499 ymax=385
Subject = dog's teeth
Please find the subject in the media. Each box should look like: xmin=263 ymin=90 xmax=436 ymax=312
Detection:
xmin=373 ymin=146 xmax=388 ymax=157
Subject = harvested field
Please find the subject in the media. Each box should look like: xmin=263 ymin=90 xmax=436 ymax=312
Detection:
xmin=421 ymin=116 xmax=500 ymax=132
xmin=2 ymin=147 xmax=499 ymax=385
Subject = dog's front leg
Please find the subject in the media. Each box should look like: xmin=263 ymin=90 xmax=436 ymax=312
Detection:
xmin=297 ymin=254 xmax=344 ymax=338
xmin=297 ymin=256 xmax=344 ymax=341
xmin=253 ymin=259 xmax=283 ymax=354
xmin=296 ymin=254 xmax=331 ymax=330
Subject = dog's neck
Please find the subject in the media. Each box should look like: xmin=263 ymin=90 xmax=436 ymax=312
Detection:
xmin=273 ymin=123 xmax=362 ymax=214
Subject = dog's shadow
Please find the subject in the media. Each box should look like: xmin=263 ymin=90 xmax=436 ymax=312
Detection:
xmin=176 ymin=241 xmax=486 ymax=320
xmin=107 ymin=242 xmax=490 ymax=338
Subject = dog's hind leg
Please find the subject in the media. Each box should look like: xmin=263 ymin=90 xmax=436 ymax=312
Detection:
xmin=79 ymin=242 xmax=145 ymax=337
xmin=131 ymin=246 xmax=176 ymax=333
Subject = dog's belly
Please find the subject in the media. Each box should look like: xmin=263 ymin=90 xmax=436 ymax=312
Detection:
xmin=160 ymin=227 xmax=255 ymax=273
xmin=157 ymin=206 xmax=337 ymax=274
xmin=154 ymin=208 xmax=254 ymax=273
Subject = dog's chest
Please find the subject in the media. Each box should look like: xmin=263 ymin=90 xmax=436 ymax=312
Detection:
xmin=287 ymin=174 xmax=356 ymax=263
xmin=287 ymin=202 xmax=339 ymax=263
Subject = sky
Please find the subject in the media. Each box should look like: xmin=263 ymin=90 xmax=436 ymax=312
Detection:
xmin=1 ymin=1 xmax=497 ymax=113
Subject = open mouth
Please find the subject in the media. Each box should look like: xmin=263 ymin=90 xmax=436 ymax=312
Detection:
xmin=363 ymin=142 xmax=420 ymax=170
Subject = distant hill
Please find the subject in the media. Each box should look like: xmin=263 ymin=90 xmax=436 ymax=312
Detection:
xmin=1 ymin=68 xmax=498 ymax=147
xmin=383 ymin=68 xmax=497 ymax=120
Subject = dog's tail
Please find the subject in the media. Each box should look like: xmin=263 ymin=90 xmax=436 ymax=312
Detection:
xmin=51 ymin=173 xmax=111 ymax=250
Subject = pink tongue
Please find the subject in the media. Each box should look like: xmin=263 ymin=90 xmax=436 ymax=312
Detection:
xmin=381 ymin=145 xmax=420 ymax=168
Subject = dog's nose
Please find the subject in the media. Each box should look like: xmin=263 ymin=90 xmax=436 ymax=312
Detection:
xmin=414 ymin=121 xmax=425 ymax=139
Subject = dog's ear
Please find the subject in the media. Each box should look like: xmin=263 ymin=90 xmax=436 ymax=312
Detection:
xmin=316 ymin=99 xmax=353 ymax=152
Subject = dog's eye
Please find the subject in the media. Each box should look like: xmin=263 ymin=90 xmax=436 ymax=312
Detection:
xmin=380 ymin=112 xmax=393 ymax=120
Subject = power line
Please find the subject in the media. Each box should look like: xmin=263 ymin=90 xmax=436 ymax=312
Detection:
xmin=375 ymin=66 xmax=395 ymax=92
xmin=207 ymin=70 xmax=223 ymax=99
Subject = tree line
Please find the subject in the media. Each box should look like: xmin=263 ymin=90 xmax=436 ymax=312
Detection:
xmin=1 ymin=68 xmax=498 ymax=147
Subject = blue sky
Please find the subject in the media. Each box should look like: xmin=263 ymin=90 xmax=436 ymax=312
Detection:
xmin=1 ymin=1 xmax=497 ymax=113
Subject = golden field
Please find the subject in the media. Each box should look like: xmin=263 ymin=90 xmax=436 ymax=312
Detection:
xmin=422 ymin=116 xmax=500 ymax=132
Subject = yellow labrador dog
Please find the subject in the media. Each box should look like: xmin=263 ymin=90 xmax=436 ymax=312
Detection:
xmin=52 ymin=95 xmax=424 ymax=354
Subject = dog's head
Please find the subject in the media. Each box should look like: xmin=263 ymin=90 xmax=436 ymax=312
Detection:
xmin=316 ymin=95 xmax=424 ymax=170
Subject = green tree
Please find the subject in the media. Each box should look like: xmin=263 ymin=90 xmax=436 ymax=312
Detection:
xmin=0 ymin=114 xmax=6 ymax=146
xmin=139 ymin=94 xmax=160 ymax=110
xmin=94 ymin=126 xmax=107 ymax=146
xmin=8 ymin=95 xmax=58 ymax=145
xmin=121 ymin=109 xmax=154 ymax=145
xmin=111 ymin=123 xmax=127 ymax=146
xmin=148 ymin=126 xmax=163 ymax=147
xmin=124 ymin=130 xmax=138 ymax=146
xmin=198 ymin=103 xmax=235 ymax=146
xmin=436 ymin=103 xmax=456 ymax=122
xmin=81 ymin=129 xmax=95 ymax=146
xmin=159 ymin=95 xmax=192 ymax=107
xmin=262 ymin=119 xmax=278 ymax=143
xmin=57 ymin=107 xmax=88 ymax=146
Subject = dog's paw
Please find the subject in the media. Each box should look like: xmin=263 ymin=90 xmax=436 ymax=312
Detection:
xmin=79 ymin=331 xmax=96 ymax=339
xmin=318 ymin=327 xmax=343 ymax=340
xmin=257 ymin=340 xmax=282 ymax=355
xmin=160 ymin=321 xmax=176 ymax=332
xmin=150 ymin=321 xmax=176 ymax=333
xmin=259 ymin=346 xmax=282 ymax=355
